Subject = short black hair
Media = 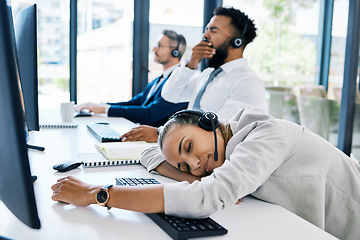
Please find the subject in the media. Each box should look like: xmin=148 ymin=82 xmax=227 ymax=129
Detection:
xmin=214 ymin=7 xmax=257 ymax=47
xmin=162 ymin=30 xmax=187 ymax=59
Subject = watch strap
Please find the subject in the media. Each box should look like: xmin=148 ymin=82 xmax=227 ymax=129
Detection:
xmin=103 ymin=184 xmax=113 ymax=190
xmin=104 ymin=184 xmax=113 ymax=210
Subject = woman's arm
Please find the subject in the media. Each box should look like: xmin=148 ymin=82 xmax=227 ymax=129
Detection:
xmin=155 ymin=161 xmax=202 ymax=183
xmin=51 ymin=176 xmax=164 ymax=213
xmin=141 ymin=146 xmax=202 ymax=183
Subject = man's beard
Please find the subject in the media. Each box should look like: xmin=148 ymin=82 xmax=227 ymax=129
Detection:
xmin=206 ymin=39 xmax=229 ymax=69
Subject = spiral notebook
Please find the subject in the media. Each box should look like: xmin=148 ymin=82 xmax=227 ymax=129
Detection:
xmin=79 ymin=153 xmax=140 ymax=168
xmin=40 ymin=122 xmax=78 ymax=128
xmin=79 ymin=142 xmax=157 ymax=168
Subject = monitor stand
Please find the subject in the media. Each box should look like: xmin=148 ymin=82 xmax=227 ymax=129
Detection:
xmin=27 ymin=144 xmax=45 ymax=152
xmin=0 ymin=235 xmax=13 ymax=240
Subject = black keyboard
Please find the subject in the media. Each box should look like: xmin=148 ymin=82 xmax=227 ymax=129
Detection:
xmin=115 ymin=177 xmax=161 ymax=186
xmin=146 ymin=213 xmax=228 ymax=240
xmin=114 ymin=177 xmax=227 ymax=239
xmin=87 ymin=123 xmax=121 ymax=142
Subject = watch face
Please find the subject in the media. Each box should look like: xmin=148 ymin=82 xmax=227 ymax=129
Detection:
xmin=96 ymin=190 xmax=108 ymax=204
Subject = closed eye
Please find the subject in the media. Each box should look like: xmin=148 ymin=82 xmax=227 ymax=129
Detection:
xmin=177 ymin=162 xmax=191 ymax=172
xmin=187 ymin=142 xmax=192 ymax=153
xmin=205 ymin=26 xmax=218 ymax=34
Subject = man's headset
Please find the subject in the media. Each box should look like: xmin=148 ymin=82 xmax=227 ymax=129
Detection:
xmin=171 ymin=35 xmax=181 ymax=58
xmin=170 ymin=110 xmax=220 ymax=161
xmin=230 ymin=22 xmax=248 ymax=49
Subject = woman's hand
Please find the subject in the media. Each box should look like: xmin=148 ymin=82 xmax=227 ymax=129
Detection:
xmin=51 ymin=176 xmax=99 ymax=206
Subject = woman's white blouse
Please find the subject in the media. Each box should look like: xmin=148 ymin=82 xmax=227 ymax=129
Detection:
xmin=141 ymin=109 xmax=360 ymax=240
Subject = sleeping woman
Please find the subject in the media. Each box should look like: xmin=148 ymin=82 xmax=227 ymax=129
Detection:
xmin=51 ymin=108 xmax=360 ymax=240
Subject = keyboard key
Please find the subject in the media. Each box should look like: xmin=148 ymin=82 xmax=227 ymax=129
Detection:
xmin=115 ymin=177 xmax=161 ymax=186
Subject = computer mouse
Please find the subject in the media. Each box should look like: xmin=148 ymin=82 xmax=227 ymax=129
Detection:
xmin=96 ymin=122 xmax=109 ymax=125
xmin=53 ymin=160 xmax=83 ymax=172
xmin=74 ymin=110 xmax=92 ymax=117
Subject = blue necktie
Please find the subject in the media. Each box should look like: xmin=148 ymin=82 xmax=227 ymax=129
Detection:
xmin=146 ymin=75 xmax=163 ymax=99
xmin=192 ymin=68 xmax=222 ymax=110
xmin=142 ymin=75 xmax=163 ymax=106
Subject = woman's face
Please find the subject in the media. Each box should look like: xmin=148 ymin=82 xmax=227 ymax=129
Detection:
xmin=161 ymin=125 xmax=225 ymax=177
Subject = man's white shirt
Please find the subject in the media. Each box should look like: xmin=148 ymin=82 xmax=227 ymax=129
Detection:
xmin=161 ymin=58 xmax=266 ymax=122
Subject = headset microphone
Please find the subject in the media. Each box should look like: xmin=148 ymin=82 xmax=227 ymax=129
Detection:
xmin=209 ymin=114 xmax=218 ymax=161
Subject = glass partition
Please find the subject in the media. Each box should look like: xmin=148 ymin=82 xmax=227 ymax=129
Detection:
xmin=77 ymin=0 xmax=134 ymax=104
xmin=13 ymin=0 xmax=70 ymax=109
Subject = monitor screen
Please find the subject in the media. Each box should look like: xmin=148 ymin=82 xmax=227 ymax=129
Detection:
xmin=14 ymin=3 xmax=39 ymax=131
xmin=0 ymin=0 xmax=41 ymax=230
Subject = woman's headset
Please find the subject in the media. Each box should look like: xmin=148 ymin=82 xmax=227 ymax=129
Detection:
xmin=170 ymin=110 xmax=220 ymax=161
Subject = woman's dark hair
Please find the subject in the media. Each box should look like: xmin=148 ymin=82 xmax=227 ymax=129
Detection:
xmin=214 ymin=6 xmax=257 ymax=47
xmin=158 ymin=111 xmax=233 ymax=150
xmin=158 ymin=112 xmax=200 ymax=150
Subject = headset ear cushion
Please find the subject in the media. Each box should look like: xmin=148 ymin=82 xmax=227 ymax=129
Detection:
xmin=198 ymin=112 xmax=219 ymax=131
xmin=172 ymin=49 xmax=180 ymax=57
xmin=230 ymin=37 xmax=242 ymax=48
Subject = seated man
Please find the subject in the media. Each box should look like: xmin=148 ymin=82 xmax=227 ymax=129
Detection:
xmin=121 ymin=7 xmax=265 ymax=142
xmin=76 ymin=30 xmax=188 ymax=127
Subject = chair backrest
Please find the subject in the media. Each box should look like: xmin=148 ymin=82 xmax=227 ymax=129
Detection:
xmin=295 ymin=84 xmax=327 ymax=98
xmin=265 ymin=86 xmax=298 ymax=121
xmin=294 ymin=84 xmax=330 ymax=140
xmin=332 ymin=86 xmax=360 ymax=103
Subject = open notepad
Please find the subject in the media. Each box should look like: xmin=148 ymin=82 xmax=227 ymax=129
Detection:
xmin=79 ymin=142 xmax=157 ymax=168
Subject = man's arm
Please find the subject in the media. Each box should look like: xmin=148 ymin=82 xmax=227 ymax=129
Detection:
xmin=161 ymin=39 xmax=214 ymax=104
xmin=161 ymin=64 xmax=200 ymax=104
xmin=108 ymin=98 xmax=187 ymax=126
xmin=108 ymin=91 xmax=145 ymax=106
xmin=74 ymin=91 xmax=146 ymax=114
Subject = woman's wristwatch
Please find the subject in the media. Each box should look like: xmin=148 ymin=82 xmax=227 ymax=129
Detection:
xmin=95 ymin=184 xmax=113 ymax=210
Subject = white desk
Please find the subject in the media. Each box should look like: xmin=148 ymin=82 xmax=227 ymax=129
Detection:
xmin=0 ymin=111 xmax=338 ymax=240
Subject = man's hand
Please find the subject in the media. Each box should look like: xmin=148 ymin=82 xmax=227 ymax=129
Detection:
xmin=74 ymin=102 xmax=107 ymax=114
xmin=186 ymin=39 xmax=216 ymax=69
xmin=121 ymin=125 xmax=158 ymax=143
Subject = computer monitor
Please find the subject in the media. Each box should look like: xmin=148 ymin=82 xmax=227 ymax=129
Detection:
xmin=14 ymin=3 xmax=39 ymax=131
xmin=0 ymin=0 xmax=41 ymax=230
